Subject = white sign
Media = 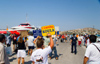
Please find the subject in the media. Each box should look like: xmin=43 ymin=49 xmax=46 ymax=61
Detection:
xmin=55 ymin=26 xmax=59 ymax=31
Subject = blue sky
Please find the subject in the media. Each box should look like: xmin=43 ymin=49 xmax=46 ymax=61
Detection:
xmin=0 ymin=0 xmax=100 ymax=31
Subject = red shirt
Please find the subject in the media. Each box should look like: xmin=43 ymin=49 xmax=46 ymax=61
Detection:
xmin=62 ymin=35 xmax=65 ymax=39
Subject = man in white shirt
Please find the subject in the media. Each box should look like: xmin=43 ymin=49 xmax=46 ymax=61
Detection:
xmin=83 ymin=35 xmax=100 ymax=64
xmin=31 ymin=34 xmax=54 ymax=64
xmin=27 ymin=33 xmax=35 ymax=55
xmin=0 ymin=34 xmax=10 ymax=64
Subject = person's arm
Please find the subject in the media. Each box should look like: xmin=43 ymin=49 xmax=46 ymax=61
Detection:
xmin=32 ymin=61 xmax=35 ymax=64
xmin=47 ymin=34 xmax=54 ymax=49
xmin=33 ymin=37 xmax=38 ymax=44
xmin=83 ymin=56 xmax=89 ymax=64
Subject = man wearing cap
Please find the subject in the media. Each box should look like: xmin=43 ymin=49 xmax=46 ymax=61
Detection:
xmin=83 ymin=35 xmax=100 ymax=64
xmin=70 ymin=33 xmax=78 ymax=54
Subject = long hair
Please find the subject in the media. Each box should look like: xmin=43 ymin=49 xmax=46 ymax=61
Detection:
xmin=18 ymin=36 xmax=23 ymax=43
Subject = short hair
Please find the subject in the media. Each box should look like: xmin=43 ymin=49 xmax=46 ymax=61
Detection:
xmin=89 ymin=35 xmax=97 ymax=43
xmin=0 ymin=34 xmax=5 ymax=42
xmin=36 ymin=39 xmax=44 ymax=48
xmin=73 ymin=33 xmax=75 ymax=36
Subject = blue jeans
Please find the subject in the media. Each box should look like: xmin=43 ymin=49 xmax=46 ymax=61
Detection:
xmin=49 ymin=47 xmax=58 ymax=57
xmin=71 ymin=43 xmax=77 ymax=54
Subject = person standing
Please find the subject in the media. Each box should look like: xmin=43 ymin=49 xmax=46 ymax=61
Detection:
xmin=27 ymin=33 xmax=35 ymax=55
xmin=13 ymin=34 xmax=17 ymax=52
xmin=70 ymin=33 xmax=78 ymax=54
xmin=6 ymin=33 xmax=12 ymax=47
xmin=65 ymin=34 xmax=67 ymax=43
xmin=31 ymin=33 xmax=54 ymax=64
xmin=0 ymin=34 xmax=10 ymax=64
xmin=43 ymin=36 xmax=50 ymax=48
xmin=6 ymin=33 xmax=12 ymax=56
xmin=78 ymin=35 xmax=82 ymax=46
xmin=17 ymin=36 xmax=26 ymax=64
xmin=83 ymin=35 xmax=100 ymax=64
xmin=49 ymin=35 xmax=58 ymax=60
xmin=61 ymin=34 xmax=65 ymax=42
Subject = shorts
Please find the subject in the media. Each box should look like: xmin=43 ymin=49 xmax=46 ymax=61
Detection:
xmin=28 ymin=46 xmax=35 ymax=50
xmin=17 ymin=50 xmax=26 ymax=58
xmin=13 ymin=40 xmax=17 ymax=44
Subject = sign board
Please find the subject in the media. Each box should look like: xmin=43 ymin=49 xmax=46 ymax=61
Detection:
xmin=55 ymin=26 xmax=59 ymax=31
xmin=55 ymin=31 xmax=59 ymax=35
xmin=33 ymin=30 xmax=42 ymax=38
xmin=41 ymin=25 xmax=55 ymax=36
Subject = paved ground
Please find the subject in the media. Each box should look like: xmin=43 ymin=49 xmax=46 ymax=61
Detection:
xmin=9 ymin=39 xmax=86 ymax=64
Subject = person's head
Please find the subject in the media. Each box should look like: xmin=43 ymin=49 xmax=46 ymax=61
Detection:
xmin=18 ymin=36 xmax=23 ymax=43
xmin=0 ymin=34 xmax=5 ymax=43
xmin=89 ymin=35 xmax=97 ymax=43
xmin=14 ymin=33 xmax=16 ymax=36
xmin=36 ymin=39 xmax=44 ymax=48
xmin=73 ymin=33 xmax=75 ymax=36
xmin=28 ymin=31 xmax=33 ymax=36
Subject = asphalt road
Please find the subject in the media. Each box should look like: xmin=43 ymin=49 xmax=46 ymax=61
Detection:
xmin=9 ymin=39 xmax=86 ymax=64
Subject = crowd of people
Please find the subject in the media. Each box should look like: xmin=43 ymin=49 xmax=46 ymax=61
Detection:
xmin=0 ymin=32 xmax=59 ymax=64
xmin=0 ymin=32 xmax=100 ymax=64
xmin=60 ymin=33 xmax=100 ymax=64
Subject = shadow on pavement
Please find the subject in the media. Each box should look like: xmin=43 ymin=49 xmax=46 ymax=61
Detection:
xmin=24 ymin=61 xmax=32 ymax=64
xmin=9 ymin=52 xmax=16 ymax=57
xmin=50 ymin=54 xmax=63 ymax=60
xmin=9 ymin=57 xmax=17 ymax=62
xmin=57 ymin=44 xmax=59 ymax=46
xmin=58 ymin=54 xmax=63 ymax=57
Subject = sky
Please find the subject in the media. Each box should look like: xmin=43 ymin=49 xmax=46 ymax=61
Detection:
xmin=0 ymin=0 xmax=100 ymax=31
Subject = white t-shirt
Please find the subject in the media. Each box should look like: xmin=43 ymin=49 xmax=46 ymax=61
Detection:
xmin=31 ymin=46 xmax=52 ymax=64
xmin=85 ymin=43 xmax=100 ymax=63
xmin=27 ymin=36 xmax=34 ymax=46
xmin=78 ymin=36 xmax=82 ymax=41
